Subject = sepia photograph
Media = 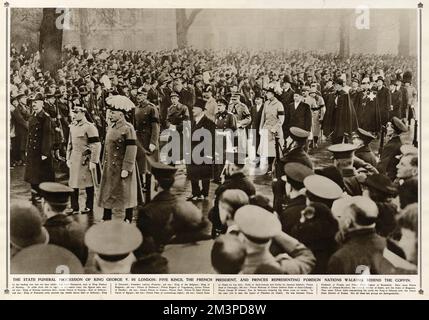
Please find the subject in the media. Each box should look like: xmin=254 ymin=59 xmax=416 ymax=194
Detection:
xmin=7 ymin=4 xmax=419 ymax=277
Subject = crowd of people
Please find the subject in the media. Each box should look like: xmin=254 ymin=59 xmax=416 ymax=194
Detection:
xmin=9 ymin=43 xmax=418 ymax=274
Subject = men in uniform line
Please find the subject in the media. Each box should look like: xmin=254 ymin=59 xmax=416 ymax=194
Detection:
xmin=327 ymin=143 xmax=362 ymax=196
xmin=11 ymin=244 xmax=84 ymax=274
xmin=134 ymin=86 xmax=160 ymax=203
xmin=39 ymin=182 xmax=88 ymax=265
xmin=278 ymin=162 xmax=314 ymax=235
xmin=353 ymin=128 xmax=378 ymax=167
xmin=66 ymin=103 xmax=101 ymax=214
xmin=84 ymin=221 xmax=143 ymax=274
xmin=24 ymin=92 xmax=55 ymax=204
xmin=98 ymin=95 xmax=139 ymax=223
xmin=377 ymin=116 xmax=408 ymax=181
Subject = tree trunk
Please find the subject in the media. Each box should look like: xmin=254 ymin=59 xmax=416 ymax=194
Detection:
xmin=339 ymin=13 xmax=350 ymax=59
xmin=79 ymin=8 xmax=90 ymax=49
xmin=175 ymin=9 xmax=202 ymax=49
xmin=398 ymin=11 xmax=410 ymax=57
xmin=39 ymin=8 xmax=63 ymax=77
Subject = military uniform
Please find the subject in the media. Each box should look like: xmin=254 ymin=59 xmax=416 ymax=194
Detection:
xmin=135 ymin=160 xmax=206 ymax=259
xmin=85 ymin=221 xmax=143 ymax=274
xmin=135 ymin=100 xmax=160 ymax=173
xmin=327 ymin=143 xmax=362 ymax=196
xmin=98 ymin=117 xmax=139 ymax=218
xmin=66 ymin=117 xmax=101 ymax=213
xmin=354 ymin=128 xmax=378 ymax=167
xmin=39 ymin=182 xmax=88 ymax=266
xmin=228 ymin=98 xmax=251 ymax=151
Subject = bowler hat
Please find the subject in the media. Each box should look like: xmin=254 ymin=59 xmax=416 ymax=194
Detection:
xmin=363 ymin=173 xmax=397 ymax=196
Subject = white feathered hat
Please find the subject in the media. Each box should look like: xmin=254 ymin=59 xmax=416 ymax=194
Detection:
xmin=105 ymin=95 xmax=136 ymax=112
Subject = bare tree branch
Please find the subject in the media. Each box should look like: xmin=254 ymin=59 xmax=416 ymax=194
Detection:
xmin=185 ymin=9 xmax=202 ymax=28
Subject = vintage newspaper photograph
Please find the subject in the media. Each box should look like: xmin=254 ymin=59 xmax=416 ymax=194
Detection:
xmin=0 ymin=0 xmax=427 ymax=301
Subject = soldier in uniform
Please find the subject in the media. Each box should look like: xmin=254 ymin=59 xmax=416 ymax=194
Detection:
xmin=353 ymin=128 xmax=378 ymax=167
xmin=213 ymin=97 xmax=237 ymax=183
xmin=39 ymin=182 xmax=88 ymax=265
xmin=292 ymin=174 xmax=342 ymax=274
xmin=24 ymin=92 xmax=55 ymax=204
xmin=280 ymin=127 xmax=313 ymax=169
xmin=135 ymin=86 xmax=160 ymax=203
xmin=135 ymin=159 xmax=206 ymax=257
xmin=377 ymin=117 xmax=409 ymax=181
xmin=166 ymin=91 xmax=190 ymax=164
xmin=327 ymin=143 xmax=363 ymax=196
xmin=278 ymin=162 xmax=314 ymax=235
xmin=228 ymin=92 xmax=251 ymax=153
xmin=85 ymin=221 xmax=143 ymax=274
xmin=66 ymin=103 xmax=101 ymax=214
xmin=98 ymin=95 xmax=139 ymax=223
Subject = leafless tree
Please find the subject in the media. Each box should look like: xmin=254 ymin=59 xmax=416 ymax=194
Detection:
xmin=39 ymin=8 xmax=63 ymax=76
xmin=176 ymin=9 xmax=203 ymax=49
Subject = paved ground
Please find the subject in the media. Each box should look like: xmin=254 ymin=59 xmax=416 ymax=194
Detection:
xmin=9 ymin=139 xmax=379 ymax=273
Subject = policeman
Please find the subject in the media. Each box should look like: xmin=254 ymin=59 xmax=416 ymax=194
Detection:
xmin=66 ymin=103 xmax=101 ymax=214
xmin=24 ymin=92 xmax=55 ymax=204
xmin=98 ymin=95 xmax=140 ymax=223
xmin=353 ymin=128 xmax=377 ymax=167
xmin=135 ymin=86 xmax=160 ymax=203
xmin=278 ymin=162 xmax=314 ymax=234
xmin=327 ymin=143 xmax=362 ymax=196
xmin=39 ymin=182 xmax=88 ymax=265
xmin=281 ymin=126 xmax=313 ymax=169
xmin=11 ymin=244 xmax=84 ymax=274
xmin=84 ymin=221 xmax=143 ymax=274
xmin=303 ymin=174 xmax=343 ymax=209
xmin=136 ymin=159 xmax=206 ymax=256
